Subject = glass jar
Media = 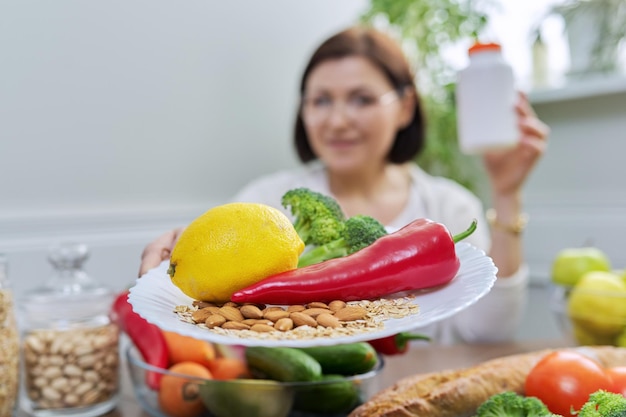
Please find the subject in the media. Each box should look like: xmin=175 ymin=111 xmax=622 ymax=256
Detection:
xmin=19 ymin=243 xmax=120 ymax=417
xmin=0 ymin=254 xmax=20 ymax=417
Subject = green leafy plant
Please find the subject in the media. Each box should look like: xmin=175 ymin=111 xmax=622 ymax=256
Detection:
xmin=553 ymin=0 xmax=626 ymax=75
xmin=360 ymin=0 xmax=493 ymax=198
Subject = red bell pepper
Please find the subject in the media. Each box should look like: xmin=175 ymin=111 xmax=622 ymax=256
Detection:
xmin=368 ymin=332 xmax=430 ymax=355
xmin=110 ymin=290 xmax=169 ymax=390
xmin=231 ymin=218 xmax=476 ymax=305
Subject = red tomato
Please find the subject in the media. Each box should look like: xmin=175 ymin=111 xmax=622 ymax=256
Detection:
xmin=524 ymin=350 xmax=613 ymax=415
xmin=607 ymin=366 xmax=626 ymax=397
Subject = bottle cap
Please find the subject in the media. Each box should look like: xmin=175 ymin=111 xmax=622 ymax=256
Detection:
xmin=468 ymin=42 xmax=502 ymax=55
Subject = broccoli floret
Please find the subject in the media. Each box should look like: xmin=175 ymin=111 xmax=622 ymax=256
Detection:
xmin=297 ymin=214 xmax=388 ymax=267
xmin=475 ymin=392 xmax=559 ymax=417
xmin=281 ymin=188 xmax=346 ymax=246
xmin=577 ymin=390 xmax=626 ymax=417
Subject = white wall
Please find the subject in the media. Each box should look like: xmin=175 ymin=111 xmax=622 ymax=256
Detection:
xmin=0 ymin=0 xmax=367 ymax=297
xmin=525 ymin=76 xmax=626 ymax=283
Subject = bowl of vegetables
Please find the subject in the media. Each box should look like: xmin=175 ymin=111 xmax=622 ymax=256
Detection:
xmin=125 ymin=336 xmax=384 ymax=417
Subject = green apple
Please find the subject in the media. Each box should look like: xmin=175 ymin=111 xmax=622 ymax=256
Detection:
xmin=551 ymin=247 xmax=611 ymax=286
xmin=567 ymin=271 xmax=626 ymax=336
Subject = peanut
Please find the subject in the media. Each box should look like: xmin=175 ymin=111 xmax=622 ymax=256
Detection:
xmin=22 ymin=324 xmax=119 ymax=410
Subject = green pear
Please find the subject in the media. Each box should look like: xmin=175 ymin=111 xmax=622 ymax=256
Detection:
xmin=551 ymin=247 xmax=611 ymax=286
xmin=567 ymin=271 xmax=626 ymax=336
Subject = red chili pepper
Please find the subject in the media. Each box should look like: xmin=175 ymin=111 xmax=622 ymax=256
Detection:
xmin=231 ymin=218 xmax=476 ymax=305
xmin=368 ymin=332 xmax=430 ymax=355
xmin=110 ymin=290 xmax=169 ymax=390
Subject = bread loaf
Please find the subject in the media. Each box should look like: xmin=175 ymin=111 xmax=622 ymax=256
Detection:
xmin=349 ymin=346 xmax=626 ymax=417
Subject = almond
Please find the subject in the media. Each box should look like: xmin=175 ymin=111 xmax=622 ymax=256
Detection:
xmin=262 ymin=306 xmax=284 ymax=314
xmin=192 ymin=300 xmax=217 ymax=309
xmin=221 ymin=321 xmax=250 ymax=330
xmin=286 ymin=305 xmax=306 ymax=313
xmin=250 ymin=323 xmax=276 ymax=333
xmin=218 ymin=306 xmax=244 ymax=322
xmin=240 ymin=305 xmax=264 ymax=319
xmin=290 ymin=311 xmax=317 ymax=328
xmin=333 ymin=306 xmax=368 ymax=321
xmin=328 ymin=300 xmax=347 ymax=312
xmin=302 ymin=308 xmax=332 ymax=318
xmin=307 ymin=301 xmax=329 ymax=309
xmin=264 ymin=309 xmax=291 ymax=322
xmin=242 ymin=319 xmax=274 ymax=326
xmin=191 ymin=307 xmax=215 ymax=323
xmin=205 ymin=314 xmax=227 ymax=329
xmin=274 ymin=318 xmax=294 ymax=332
xmin=316 ymin=313 xmax=341 ymax=328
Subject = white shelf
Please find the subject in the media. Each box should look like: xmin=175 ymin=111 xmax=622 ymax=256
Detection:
xmin=529 ymin=74 xmax=626 ymax=104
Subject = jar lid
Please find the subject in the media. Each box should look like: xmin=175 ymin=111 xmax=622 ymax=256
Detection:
xmin=468 ymin=42 xmax=502 ymax=55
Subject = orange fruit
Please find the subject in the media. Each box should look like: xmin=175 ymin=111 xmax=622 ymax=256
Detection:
xmin=158 ymin=361 xmax=211 ymax=417
xmin=207 ymin=356 xmax=251 ymax=380
xmin=162 ymin=331 xmax=216 ymax=368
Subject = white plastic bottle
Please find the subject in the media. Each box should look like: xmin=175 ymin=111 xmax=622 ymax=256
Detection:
xmin=456 ymin=42 xmax=517 ymax=155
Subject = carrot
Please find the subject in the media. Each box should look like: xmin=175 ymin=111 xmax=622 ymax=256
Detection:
xmin=162 ymin=331 xmax=216 ymax=368
xmin=158 ymin=362 xmax=212 ymax=417
xmin=207 ymin=356 xmax=251 ymax=380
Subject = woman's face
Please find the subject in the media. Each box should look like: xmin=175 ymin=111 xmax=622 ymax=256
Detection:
xmin=301 ymin=56 xmax=412 ymax=175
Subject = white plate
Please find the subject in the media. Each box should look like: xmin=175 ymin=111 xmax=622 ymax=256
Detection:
xmin=128 ymin=242 xmax=497 ymax=347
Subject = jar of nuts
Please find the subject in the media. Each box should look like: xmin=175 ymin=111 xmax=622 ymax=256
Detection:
xmin=0 ymin=254 xmax=20 ymax=417
xmin=19 ymin=243 xmax=120 ymax=417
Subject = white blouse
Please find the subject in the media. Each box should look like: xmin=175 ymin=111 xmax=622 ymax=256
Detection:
xmin=233 ymin=162 xmax=528 ymax=344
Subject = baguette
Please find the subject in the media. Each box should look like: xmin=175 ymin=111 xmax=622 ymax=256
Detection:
xmin=349 ymin=346 xmax=626 ymax=417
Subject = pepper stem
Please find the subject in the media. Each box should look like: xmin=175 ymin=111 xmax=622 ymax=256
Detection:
xmin=395 ymin=332 xmax=431 ymax=350
xmin=452 ymin=219 xmax=477 ymax=243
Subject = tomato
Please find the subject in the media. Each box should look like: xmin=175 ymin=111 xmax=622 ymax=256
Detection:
xmin=524 ymin=350 xmax=613 ymax=415
xmin=607 ymin=366 xmax=626 ymax=397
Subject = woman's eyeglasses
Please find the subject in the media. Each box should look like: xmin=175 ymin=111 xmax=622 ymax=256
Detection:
xmin=301 ymin=89 xmax=399 ymax=124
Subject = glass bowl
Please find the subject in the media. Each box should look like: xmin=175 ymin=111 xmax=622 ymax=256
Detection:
xmin=125 ymin=344 xmax=384 ymax=417
xmin=550 ymin=284 xmax=626 ymax=346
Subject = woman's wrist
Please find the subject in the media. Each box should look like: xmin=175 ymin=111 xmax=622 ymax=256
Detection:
xmin=488 ymin=192 xmax=525 ymax=234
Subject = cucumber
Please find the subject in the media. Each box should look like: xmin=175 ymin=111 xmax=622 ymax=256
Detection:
xmin=297 ymin=342 xmax=378 ymax=375
xmin=245 ymin=346 xmax=322 ymax=382
xmin=292 ymin=374 xmax=361 ymax=414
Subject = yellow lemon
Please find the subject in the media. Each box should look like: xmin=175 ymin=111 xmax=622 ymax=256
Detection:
xmin=168 ymin=202 xmax=304 ymax=303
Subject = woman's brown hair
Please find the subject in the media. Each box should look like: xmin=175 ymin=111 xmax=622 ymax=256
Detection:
xmin=294 ymin=26 xmax=426 ymax=164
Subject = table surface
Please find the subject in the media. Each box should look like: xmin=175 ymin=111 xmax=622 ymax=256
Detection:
xmin=83 ymin=338 xmax=571 ymax=417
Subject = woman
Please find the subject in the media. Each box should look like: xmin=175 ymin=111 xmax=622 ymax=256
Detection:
xmin=139 ymin=26 xmax=549 ymax=344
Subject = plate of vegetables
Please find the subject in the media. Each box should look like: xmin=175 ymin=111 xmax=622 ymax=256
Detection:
xmin=128 ymin=241 xmax=497 ymax=348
